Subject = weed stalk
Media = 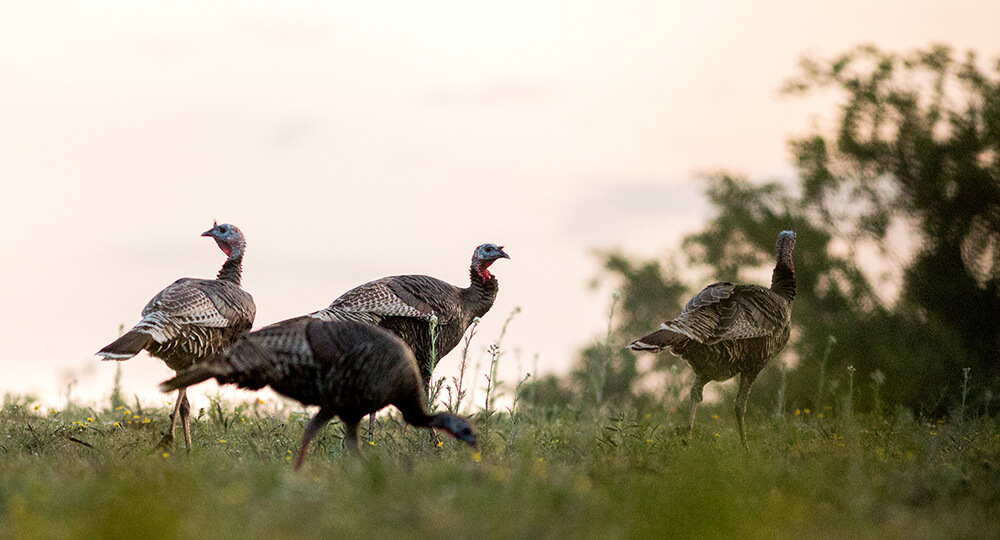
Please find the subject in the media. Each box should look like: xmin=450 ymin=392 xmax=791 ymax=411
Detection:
xmin=845 ymin=365 xmax=856 ymax=431
xmin=815 ymin=335 xmax=837 ymax=412
xmin=446 ymin=318 xmax=480 ymax=415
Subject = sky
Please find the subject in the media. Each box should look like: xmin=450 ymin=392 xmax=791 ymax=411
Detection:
xmin=2 ymin=1 xmax=998 ymax=410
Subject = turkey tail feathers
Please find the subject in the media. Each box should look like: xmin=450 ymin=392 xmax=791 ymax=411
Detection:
xmin=97 ymin=330 xmax=154 ymax=361
xmin=159 ymin=365 xmax=217 ymax=392
xmin=627 ymin=329 xmax=683 ymax=352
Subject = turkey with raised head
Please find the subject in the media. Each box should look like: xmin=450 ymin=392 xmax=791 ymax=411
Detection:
xmin=311 ymin=243 xmax=510 ymax=392
xmin=97 ymin=221 xmax=256 ymax=450
xmin=628 ymin=230 xmax=796 ymax=450
xmin=160 ymin=319 xmax=479 ymax=469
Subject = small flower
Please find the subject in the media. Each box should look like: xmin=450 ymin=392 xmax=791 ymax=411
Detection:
xmin=162 ymin=452 xmax=170 ymax=458
xmin=646 ymin=439 xmax=653 ymax=444
xmin=86 ymin=417 xmax=94 ymax=423
xmin=715 ymin=433 xmax=720 ymax=437
xmin=803 ymin=408 xmax=810 ymax=415
xmin=220 ymin=439 xmax=228 ymax=444
xmin=795 ymin=409 xmax=801 ymax=416
xmin=436 ymin=441 xmax=443 ymax=447
xmin=33 ymin=405 xmax=40 ymax=410
xmin=113 ymin=422 xmax=121 ymax=427
xmin=817 ymin=413 xmax=824 ymax=419
xmin=368 ymin=441 xmax=375 ymax=446
xmin=133 ymin=415 xmax=140 ymax=420
xmin=712 ymin=414 xmax=719 ymax=419
xmin=471 ymin=451 xmax=483 ymax=462
xmin=115 ymin=406 xmax=124 ymax=411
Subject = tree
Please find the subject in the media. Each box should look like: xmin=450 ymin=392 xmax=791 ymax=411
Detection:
xmin=534 ymin=45 xmax=1000 ymax=418
xmin=779 ymin=44 xmax=1000 ymax=414
xmin=685 ymin=45 xmax=1000 ymax=414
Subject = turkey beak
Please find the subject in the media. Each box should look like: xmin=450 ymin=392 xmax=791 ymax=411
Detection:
xmin=497 ymin=247 xmax=510 ymax=260
xmin=202 ymin=220 xmax=219 ymax=237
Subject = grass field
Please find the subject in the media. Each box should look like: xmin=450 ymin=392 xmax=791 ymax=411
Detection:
xmin=2 ymin=385 xmax=998 ymax=540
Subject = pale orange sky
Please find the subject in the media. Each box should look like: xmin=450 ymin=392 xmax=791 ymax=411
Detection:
xmin=2 ymin=1 xmax=997 ymax=408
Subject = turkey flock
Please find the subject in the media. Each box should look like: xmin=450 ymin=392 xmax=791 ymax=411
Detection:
xmin=96 ymin=222 xmax=795 ymax=467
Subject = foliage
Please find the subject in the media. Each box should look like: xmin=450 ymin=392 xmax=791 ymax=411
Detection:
xmin=552 ymin=44 xmax=1000 ymax=417
xmin=779 ymin=44 xmax=998 ymax=414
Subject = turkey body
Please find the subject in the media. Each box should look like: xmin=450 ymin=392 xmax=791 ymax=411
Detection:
xmin=161 ymin=319 xmax=478 ymax=469
xmin=96 ymin=222 xmax=255 ymax=450
xmin=311 ymin=243 xmax=509 ymax=391
xmin=628 ymin=230 xmax=796 ymax=450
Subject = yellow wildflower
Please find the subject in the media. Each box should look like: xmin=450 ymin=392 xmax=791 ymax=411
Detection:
xmin=471 ymin=451 xmax=483 ymax=462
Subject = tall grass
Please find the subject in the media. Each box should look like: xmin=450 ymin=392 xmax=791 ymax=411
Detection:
xmin=2 ymin=352 xmax=999 ymax=539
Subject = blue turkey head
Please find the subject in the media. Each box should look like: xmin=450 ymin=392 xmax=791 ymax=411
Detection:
xmin=202 ymin=221 xmax=245 ymax=256
xmin=471 ymin=243 xmax=509 ymax=281
xmin=473 ymin=243 xmax=510 ymax=263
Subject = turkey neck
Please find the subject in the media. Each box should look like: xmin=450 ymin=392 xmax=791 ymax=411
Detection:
xmin=462 ymin=266 xmax=500 ymax=318
xmin=398 ymin=401 xmax=453 ymax=431
xmin=216 ymin=248 xmax=244 ymax=285
xmin=770 ymin=245 xmax=795 ymax=301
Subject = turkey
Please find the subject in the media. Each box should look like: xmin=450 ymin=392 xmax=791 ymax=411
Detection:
xmin=159 ymin=319 xmax=479 ymax=469
xmin=628 ymin=230 xmax=796 ymax=450
xmin=97 ymin=221 xmax=256 ymax=450
xmin=311 ymin=243 xmax=510 ymax=392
